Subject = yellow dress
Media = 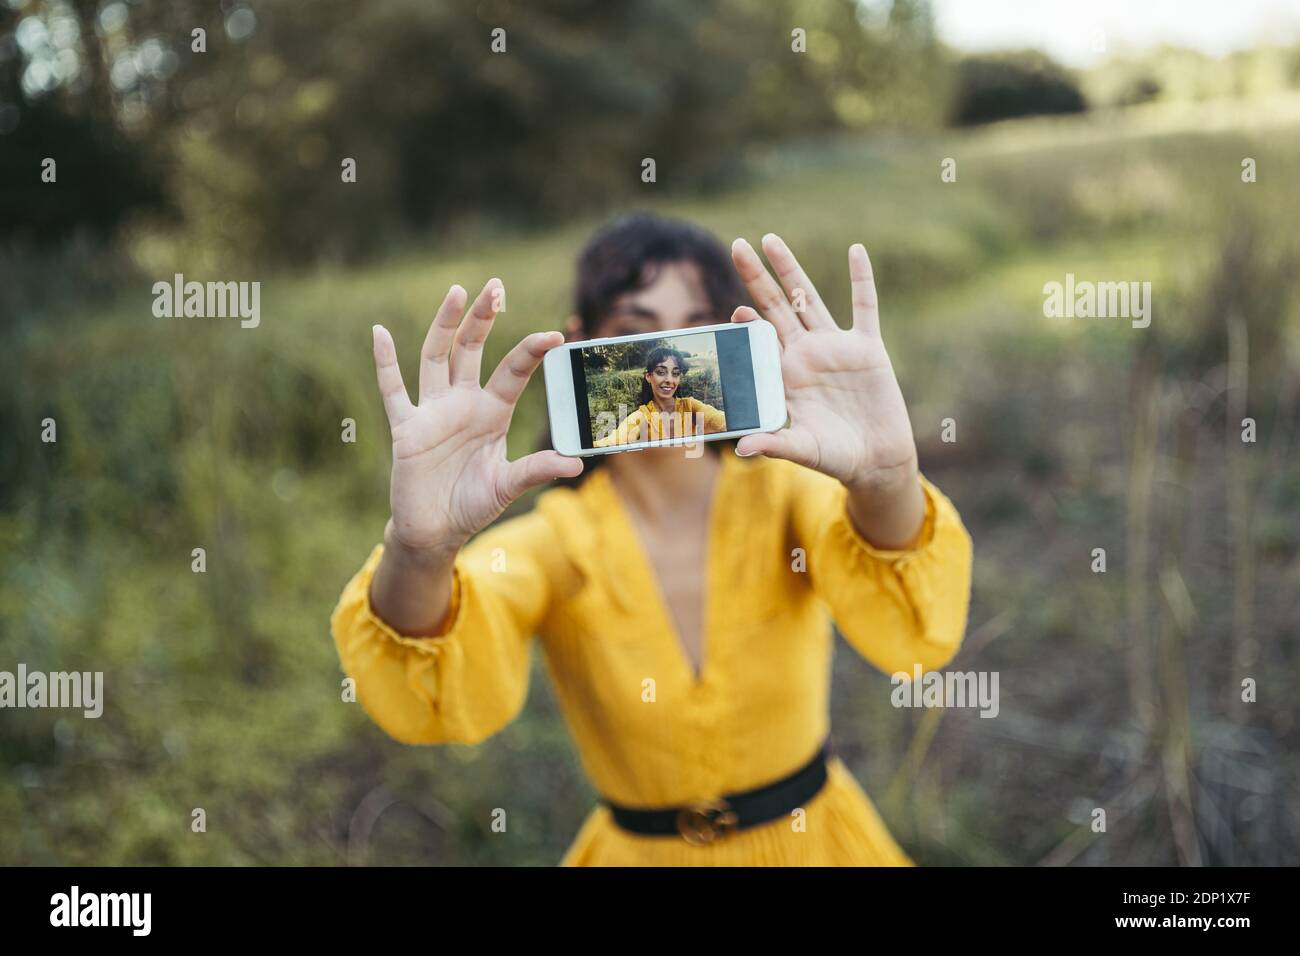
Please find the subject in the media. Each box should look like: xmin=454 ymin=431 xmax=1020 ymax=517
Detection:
xmin=593 ymin=396 xmax=726 ymax=447
xmin=330 ymin=452 xmax=973 ymax=865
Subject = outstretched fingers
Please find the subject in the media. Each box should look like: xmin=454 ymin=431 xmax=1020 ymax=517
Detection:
xmin=731 ymin=238 xmax=803 ymax=346
xmin=372 ymin=324 xmax=414 ymax=429
xmin=485 ymin=330 xmax=565 ymax=407
xmin=760 ymin=233 xmax=835 ymax=331
xmin=848 ymin=243 xmax=881 ymax=337
xmin=419 ymin=284 xmax=468 ymax=400
xmin=450 ymin=278 xmax=505 ymax=386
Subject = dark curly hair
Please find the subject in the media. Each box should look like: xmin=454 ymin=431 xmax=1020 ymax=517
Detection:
xmin=574 ymin=212 xmax=746 ymax=336
xmin=637 ymin=346 xmax=689 ymax=406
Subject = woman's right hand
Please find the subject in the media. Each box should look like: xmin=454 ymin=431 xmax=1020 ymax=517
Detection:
xmin=371 ymin=279 xmax=583 ymax=560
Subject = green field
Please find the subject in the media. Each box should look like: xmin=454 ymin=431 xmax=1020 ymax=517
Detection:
xmin=4 ymin=95 xmax=1298 ymax=865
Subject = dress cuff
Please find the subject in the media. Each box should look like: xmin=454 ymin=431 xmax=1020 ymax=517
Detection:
xmin=830 ymin=473 xmax=941 ymax=567
xmin=356 ymin=543 xmax=465 ymax=650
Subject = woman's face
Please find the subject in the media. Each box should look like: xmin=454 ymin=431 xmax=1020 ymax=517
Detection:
xmin=573 ymin=260 xmax=718 ymax=340
xmin=646 ymin=355 xmax=682 ymax=402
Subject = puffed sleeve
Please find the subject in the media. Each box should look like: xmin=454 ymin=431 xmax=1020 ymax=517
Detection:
xmin=330 ymin=508 xmax=559 ymax=746
xmin=790 ymin=465 xmax=973 ymax=675
xmin=684 ymin=398 xmax=727 ymax=433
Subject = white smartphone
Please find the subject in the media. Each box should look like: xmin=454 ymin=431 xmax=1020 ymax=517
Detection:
xmin=543 ymin=320 xmax=787 ymax=457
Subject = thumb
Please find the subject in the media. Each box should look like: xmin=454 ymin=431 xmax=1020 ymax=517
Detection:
xmin=735 ymin=429 xmax=818 ymax=469
xmin=500 ymin=450 xmax=585 ymax=502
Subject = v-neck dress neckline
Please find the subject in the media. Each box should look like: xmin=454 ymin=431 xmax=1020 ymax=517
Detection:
xmin=588 ymin=452 xmax=735 ymax=691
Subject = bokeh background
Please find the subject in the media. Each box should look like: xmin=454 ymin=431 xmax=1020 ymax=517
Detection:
xmin=584 ymin=334 xmax=724 ymax=439
xmin=3 ymin=0 xmax=1298 ymax=865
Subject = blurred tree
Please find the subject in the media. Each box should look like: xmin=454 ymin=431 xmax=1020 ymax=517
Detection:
xmin=598 ymin=342 xmax=640 ymax=370
xmin=0 ymin=0 xmax=164 ymax=245
xmin=947 ymin=49 xmax=1086 ymax=126
xmin=1 ymin=0 xmax=945 ymax=265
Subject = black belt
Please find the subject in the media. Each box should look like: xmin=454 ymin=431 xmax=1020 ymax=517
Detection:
xmin=602 ymin=739 xmax=832 ymax=845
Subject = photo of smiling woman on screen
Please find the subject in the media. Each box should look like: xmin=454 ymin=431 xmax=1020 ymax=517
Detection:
xmin=593 ymin=345 xmax=728 ymax=447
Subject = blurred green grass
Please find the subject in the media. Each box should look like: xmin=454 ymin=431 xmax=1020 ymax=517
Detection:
xmin=3 ymin=96 xmax=1299 ymax=864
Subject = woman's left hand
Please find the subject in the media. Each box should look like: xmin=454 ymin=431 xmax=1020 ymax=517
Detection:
xmin=730 ymin=234 xmax=926 ymax=547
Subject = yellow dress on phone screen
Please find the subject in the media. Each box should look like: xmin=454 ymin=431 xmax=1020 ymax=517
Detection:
xmin=330 ymin=452 xmax=973 ymax=865
xmin=592 ymin=396 xmax=727 ymax=447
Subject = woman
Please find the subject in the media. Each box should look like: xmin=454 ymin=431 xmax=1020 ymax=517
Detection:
xmin=592 ymin=346 xmax=726 ymax=447
xmin=331 ymin=212 xmax=973 ymax=865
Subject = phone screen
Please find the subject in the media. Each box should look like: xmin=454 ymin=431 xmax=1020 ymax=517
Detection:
xmin=569 ymin=327 xmax=760 ymax=450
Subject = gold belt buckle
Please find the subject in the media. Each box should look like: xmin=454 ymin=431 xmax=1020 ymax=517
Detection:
xmin=676 ymin=797 xmax=739 ymax=845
